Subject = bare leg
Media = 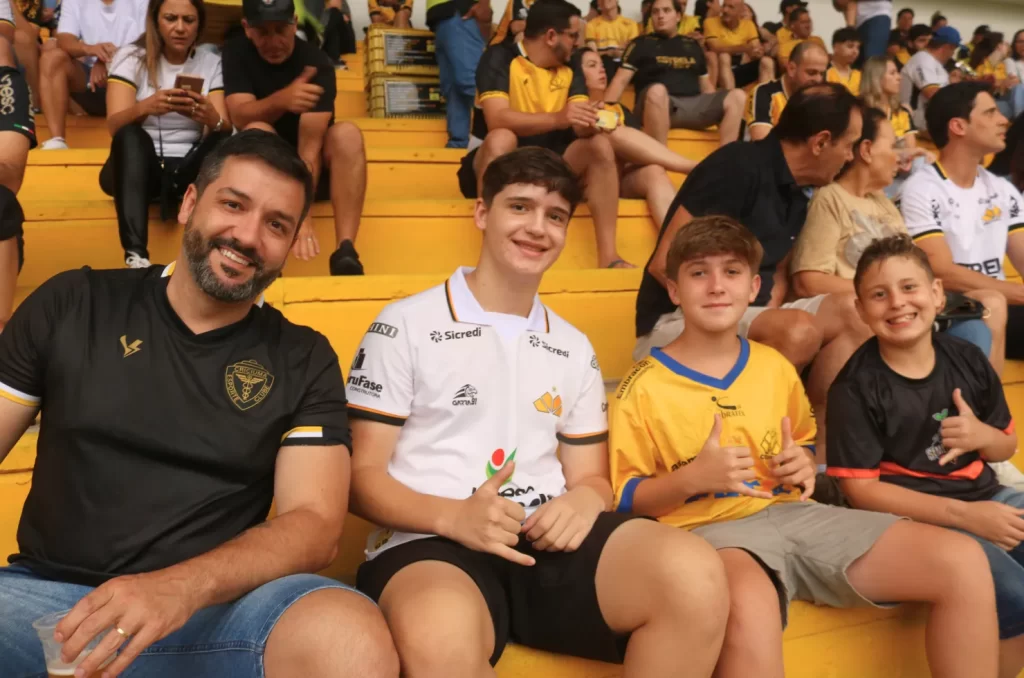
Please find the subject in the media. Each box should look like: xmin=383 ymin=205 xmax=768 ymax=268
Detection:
xmin=12 ymin=17 xmax=40 ymax=109
xmin=264 ymin=587 xmax=399 ymax=678
xmin=0 ymin=237 xmax=18 ymax=333
xmin=717 ymin=53 xmax=736 ymax=90
xmin=563 ymin=134 xmax=629 ymax=268
xmin=718 ymin=89 xmax=746 ymax=146
xmin=706 ymin=49 xmax=719 ymax=89
xmin=595 ymin=520 xmax=729 ymax=677
xmin=324 ymin=121 xmax=366 ymax=246
xmin=845 ymin=521 xmax=999 ymax=678
xmin=745 ymin=308 xmax=823 ymax=368
xmin=378 ymin=561 xmax=497 ymax=678
xmin=641 ymin=84 xmax=671 ymax=145
xmin=473 ymin=128 xmax=518 ymax=197
xmin=621 ymin=164 xmax=677 ymax=229
xmin=608 ymin=123 xmax=697 ymax=173
xmin=394 ymin=9 xmax=412 ymax=28
xmin=965 ymin=288 xmax=1007 ymax=376
xmin=38 ymin=47 xmax=85 ymax=142
xmin=999 ymin=634 xmax=1024 ymax=678
xmin=712 ymin=549 xmax=784 ymax=678
xmin=759 ymin=55 xmax=776 ymax=83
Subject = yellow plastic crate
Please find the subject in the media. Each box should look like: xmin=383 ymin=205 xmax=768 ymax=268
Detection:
xmin=365 ymin=26 xmax=439 ymax=78
xmin=368 ymin=76 xmax=445 ymax=118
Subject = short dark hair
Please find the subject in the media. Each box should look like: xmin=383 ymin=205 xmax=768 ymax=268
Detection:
xmin=480 ymin=147 xmax=584 ymax=214
xmin=897 ymin=7 xmax=913 ymax=19
xmin=908 ymin=24 xmax=932 ymax=42
xmin=925 ymin=81 xmax=993 ymax=148
xmin=832 ymin=27 xmax=860 ymax=46
xmin=665 ymin=215 xmax=764 ymax=281
xmin=974 ymin=24 xmax=991 ymax=38
xmin=524 ymin=0 xmax=581 ymax=38
xmin=774 ymin=83 xmax=862 ymax=144
xmin=930 ymin=12 xmax=946 ymax=28
xmin=836 ymin=106 xmax=888 ymax=179
xmin=789 ymin=7 xmax=808 ymax=22
xmin=887 ymin=28 xmax=904 ymax=47
xmin=790 ymin=38 xmax=826 ymax=65
xmin=853 ymin=234 xmax=935 ymax=296
xmin=194 ymin=130 xmax=315 ymax=225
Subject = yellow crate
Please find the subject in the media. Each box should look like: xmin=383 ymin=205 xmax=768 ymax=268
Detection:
xmin=365 ymin=26 xmax=439 ymax=78
xmin=368 ymin=76 xmax=446 ymax=119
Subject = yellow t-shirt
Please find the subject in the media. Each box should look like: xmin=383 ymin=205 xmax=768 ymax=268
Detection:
xmin=368 ymin=0 xmax=412 ymax=23
xmin=645 ymin=14 xmax=701 ymax=36
xmin=778 ymin=35 xmax=826 ymax=63
xmin=895 ymin=47 xmax=911 ymax=65
xmin=610 ymin=340 xmax=816 ymax=530
xmin=826 ymin=65 xmax=861 ymax=95
xmin=890 ymin=104 xmax=917 ymax=139
xmin=975 ymin=60 xmax=1008 ymax=83
xmin=585 ymin=14 xmax=640 ymax=52
xmin=776 ymin=26 xmax=792 ymax=43
xmin=702 ymin=16 xmax=759 ymax=47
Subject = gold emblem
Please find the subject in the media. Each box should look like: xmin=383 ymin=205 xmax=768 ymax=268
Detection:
xmin=120 ymin=335 xmax=143 ymax=357
xmin=225 ymin=359 xmax=275 ymax=411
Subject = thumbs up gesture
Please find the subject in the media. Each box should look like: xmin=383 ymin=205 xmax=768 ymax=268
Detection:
xmin=447 ymin=461 xmax=536 ymax=566
xmin=685 ymin=414 xmax=774 ymax=500
xmin=280 ymin=66 xmax=325 ymax=115
xmin=939 ymin=389 xmax=992 ymax=466
xmin=770 ymin=417 xmax=816 ymax=501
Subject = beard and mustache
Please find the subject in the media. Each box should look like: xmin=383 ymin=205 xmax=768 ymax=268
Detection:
xmin=181 ymin=215 xmax=286 ymax=303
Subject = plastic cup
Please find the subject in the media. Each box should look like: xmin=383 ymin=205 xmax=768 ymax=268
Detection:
xmin=32 ymin=610 xmax=112 ymax=678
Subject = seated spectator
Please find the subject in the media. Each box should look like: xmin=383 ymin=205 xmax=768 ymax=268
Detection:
xmin=459 ymin=0 xmax=631 ymax=269
xmin=899 ymin=25 xmax=959 ymax=134
xmin=349 ymin=147 xmax=731 ymax=678
xmin=930 ymin=12 xmax=946 ymax=31
xmin=0 ymin=0 xmax=11 ymax=42
xmin=776 ymin=7 xmax=825 ymax=68
xmin=575 ymin=47 xmax=697 ymax=229
xmin=970 ymin=33 xmax=1024 ymax=120
xmin=745 ymin=40 xmax=827 ymax=141
xmin=368 ymin=0 xmax=410 ymax=28
xmin=101 ymin=0 xmax=231 ymax=269
xmin=791 ymin=107 xmax=1006 ymax=374
xmin=828 ymin=234 xmax=1024 ymax=678
xmin=703 ymin=0 xmax=774 ymax=90
xmin=895 ymin=6 xmax=911 ymax=41
xmin=906 ymin=23 xmax=931 ymax=56
xmin=223 ymin=0 xmax=367 ymax=275
xmin=0 ymin=131 xmax=399 ymax=678
xmin=770 ymin=0 xmax=803 ymax=44
xmin=10 ymin=0 xmax=58 ymax=112
xmin=903 ymin=82 xmax=1024 ymax=361
xmin=0 ymin=37 xmax=32 ymax=332
xmin=964 ymin=23 xmax=991 ymax=60
xmin=294 ymin=0 xmax=357 ymax=68
xmin=38 ymin=0 xmax=148 ymax=150
xmin=742 ymin=2 xmax=779 ymax=58
xmin=610 ymin=216 xmax=1000 ymax=678
xmin=490 ymin=0 xmax=532 ymax=45
xmin=584 ymin=0 xmax=638 ymax=79
xmin=885 ymin=28 xmax=907 ymax=69
xmin=644 ymin=0 xmax=699 ymax=36
xmin=827 ymin=27 xmax=861 ymax=94
xmin=604 ymin=0 xmax=746 ymax=148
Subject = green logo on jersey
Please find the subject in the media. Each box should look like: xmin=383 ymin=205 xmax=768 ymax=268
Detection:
xmin=932 ymin=409 xmax=949 ymax=422
xmin=485 ymin=448 xmax=517 ymax=484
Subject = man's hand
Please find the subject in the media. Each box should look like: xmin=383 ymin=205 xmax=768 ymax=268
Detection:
xmin=278 ymin=66 xmax=324 ymax=115
xmin=940 ymin=389 xmax=994 ymax=465
xmin=446 ymin=461 xmax=536 ymax=566
xmin=54 ymin=571 xmax=199 ymax=678
xmin=686 ymin=31 xmax=705 ymax=46
xmin=958 ymin=501 xmax=1024 ymax=550
xmin=87 ymin=42 xmax=117 ymax=63
xmin=462 ymin=0 xmax=493 ymax=25
xmin=292 ymin=218 xmax=320 ymax=261
xmin=770 ymin=417 xmax=815 ymax=500
xmin=88 ymin=61 xmax=108 ymax=92
xmin=559 ymin=100 xmax=600 ymax=129
xmin=522 ymin=485 xmax=604 ymax=552
xmin=683 ymin=414 xmax=774 ymax=499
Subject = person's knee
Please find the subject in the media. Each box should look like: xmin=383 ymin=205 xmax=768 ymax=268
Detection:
xmin=973 ymin=289 xmax=1008 ymax=326
xmin=384 ymin=588 xmax=490 ymax=674
xmin=725 ymin=88 xmax=746 ymax=111
xmin=482 ymin=128 xmax=517 ymax=156
xmin=582 ymin=132 xmax=616 ymax=164
xmin=644 ymin=83 xmax=669 ymax=109
xmin=244 ymin=121 xmax=277 ymax=133
xmin=641 ymin=528 xmax=729 ymax=629
xmin=110 ymin=122 xmax=151 ymax=152
xmin=328 ymin=121 xmax=365 ymax=158
xmin=832 ymin=291 xmax=872 ymax=339
xmin=39 ymin=46 xmax=70 ymax=74
xmin=763 ymin=312 xmax=822 ymax=365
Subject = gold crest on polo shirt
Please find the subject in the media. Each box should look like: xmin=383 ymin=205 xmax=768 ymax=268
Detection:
xmin=225 ymin=359 xmax=275 ymax=411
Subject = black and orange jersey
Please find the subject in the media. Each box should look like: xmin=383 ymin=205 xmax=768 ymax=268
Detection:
xmin=621 ymin=33 xmax=707 ymax=97
xmin=471 ymin=40 xmax=588 ymax=147
xmin=889 ymin=103 xmax=916 ymax=139
xmin=745 ymin=77 xmax=791 ymax=131
xmin=489 ymin=0 xmax=534 ymax=45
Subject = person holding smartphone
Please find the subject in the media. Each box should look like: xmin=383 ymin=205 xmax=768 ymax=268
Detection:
xmin=103 ymin=0 xmax=231 ymax=268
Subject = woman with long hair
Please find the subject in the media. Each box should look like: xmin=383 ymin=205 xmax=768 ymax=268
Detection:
xmin=101 ymin=0 xmax=230 ymax=268
xmin=970 ymin=31 xmax=1024 ymax=119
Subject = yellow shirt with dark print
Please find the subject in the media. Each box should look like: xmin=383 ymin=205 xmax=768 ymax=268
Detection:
xmin=368 ymin=0 xmax=412 ymax=23
xmin=586 ymin=14 xmax=640 ymax=52
xmin=778 ymin=34 xmax=826 ymax=62
xmin=890 ymin=104 xmax=917 ymax=139
xmin=826 ymin=65 xmax=861 ymax=95
xmin=702 ymin=16 xmax=759 ymax=47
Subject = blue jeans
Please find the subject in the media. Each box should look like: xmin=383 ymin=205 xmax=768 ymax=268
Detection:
xmin=434 ymin=15 xmax=485 ymax=148
xmin=0 ymin=565 xmax=368 ymax=677
xmin=998 ymin=84 xmax=1024 ymax=121
xmin=945 ymin=318 xmax=993 ymax=356
xmin=857 ymin=15 xmax=891 ymax=65
xmin=961 ymin=487 xmax=1024 ymax=639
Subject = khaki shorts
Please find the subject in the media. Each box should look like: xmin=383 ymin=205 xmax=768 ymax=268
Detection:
xmin=632 ymin=295 xmax=827 ymax=361
xmin=692 ymin=503 xmax=903 ymax=625
xmin=635 ymin=88 xmax=730 ymax=131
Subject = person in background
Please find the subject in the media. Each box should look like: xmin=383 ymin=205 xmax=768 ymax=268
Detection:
xmin=605 ymin=0 xmax=746 ymax=148
xmin=965 ymin=24 xmax=991 ymax=60
xmin=703 ymin=0 xmax=773 ymax=90
xmin=970 ymin=33 xmax=1024 ymax=120
xmin=900 ymin=25 xmax=959 ymax=134
xmin=905 ymin=22 xmax=930 ymax=56
xmin=851 ymin=0 xmax=890 ymax=63
xmin=777 ymin=7 xmax=826 ymax=68
xmin=746 ymin=39 xmax=827 ymax=140
xmin=37 ymin=0 xmax=148 ymax=149
xmin=827 ymin=27 xmax=861 ymax=94
xmin=930 ymin=12 xmax=946 ymax=31
xmin=11 ymin=0 xmax=59 ymax=112
xmin=584 ymin=0 xmax=638 ymax=80
xmin=319 ymin=0 xmax=358 ymax=65
xmin=489 ymin=0 xmax=531 ymax=45
xmin=368 ymin=0 xmax=411 ymax=27
xmin=895 ymin=6 xmax=911 ymax=40
xmin=102 ymin=0 xmax=231 ymax=269
xmin=429 ymin=0 xmax=490 ymax=149
xmin=645 ymin=0 xmax=713 ymax=88
xmin=743 ymin=2 xmax=779 ymax=58
xmin=770 ymin=0 xmax=803 ymax=44
xmin=886 ymin=29 xmax=906 ymax=69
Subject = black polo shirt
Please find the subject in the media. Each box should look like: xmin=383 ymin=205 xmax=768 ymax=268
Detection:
xmin=621 ymin=33 xmax=707 ymax=97
xmin=635 ymin=133 xmax=810 ymax=338
xmin=0 ymin=265 xmax=350 ymax=586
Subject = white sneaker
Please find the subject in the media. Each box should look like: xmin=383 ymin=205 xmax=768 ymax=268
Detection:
xmin=990 ymin=460 xmax=1024 ymax=491
xmin=39 ymin=137 xmax=68 ymax=150
xmin=125 ymin=253 xmax=151 ymax=269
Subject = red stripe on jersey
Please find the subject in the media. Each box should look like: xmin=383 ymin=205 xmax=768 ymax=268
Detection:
xmin=827 ymin=467 xmax=881 ymax=479
xmin=879 ymin=459 xmax=985 ymax=481
xmin=1004 ymin=420 xmax=1016 ymax=435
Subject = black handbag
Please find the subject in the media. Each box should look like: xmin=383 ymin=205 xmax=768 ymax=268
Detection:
xmin=934 ymin=291 xmax=987 ymax=332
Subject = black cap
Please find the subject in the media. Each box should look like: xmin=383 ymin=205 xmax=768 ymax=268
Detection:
xmin=779 ymin=0 xmax=807 ymax=15
xmin=242 ymin=0 xmax=296 ymax=25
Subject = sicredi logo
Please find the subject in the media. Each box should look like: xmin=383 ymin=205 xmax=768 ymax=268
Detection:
xmin=528 ymin=334 xmax=570 ymax=358
xmin=347 ymin=374 xmax=384 ymax=396
xmin=430 ymin=327 xmax=483 ymax=343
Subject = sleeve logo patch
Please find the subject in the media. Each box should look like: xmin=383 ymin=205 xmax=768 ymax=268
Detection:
xmin=368 ymin=322 xmax=399 ymax=339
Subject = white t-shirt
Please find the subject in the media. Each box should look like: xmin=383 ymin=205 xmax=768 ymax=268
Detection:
xmin=346 ymin=267 xmax=609 ymax=559
xmin=854 ymin=1 xmax=890 ymax=27
xmin=57 ymin=0 xmax=149 ymax=67
xmin=900 ymin=50 xmax=948 ymax=132
xmin=108 ymin=44 xmax=223 ymax=158
xmin=902 ymin=162 xmax=1024 ymax=280
xmin=0 ymin=0 xmax=13 ymax=28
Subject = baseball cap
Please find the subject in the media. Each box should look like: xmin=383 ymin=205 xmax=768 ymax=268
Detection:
xmin=242 ymin=0 xmax=296 ymax=25
xmin=932 ymin=25 xmax=962 ymax=47
xmin=779 ymin=0 xmax=807 ymax=15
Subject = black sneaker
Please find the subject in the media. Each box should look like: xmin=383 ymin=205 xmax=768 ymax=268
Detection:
xmin=329 ymin=240 xmax=364 ymax=276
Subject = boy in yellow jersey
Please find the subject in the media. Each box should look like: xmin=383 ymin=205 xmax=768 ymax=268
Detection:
xmin=368 ymin=0 xmax=412 ymax=27
xmin=610 ymin=214 xmax=1001 ymax=678
xmin=585 ymin=0 xmax=638 ymax=78
xmin=826 ymin=27 xmax=861 ymax=94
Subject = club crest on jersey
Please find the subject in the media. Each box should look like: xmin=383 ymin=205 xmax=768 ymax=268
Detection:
xmin=533 ymin=390 xmax=563 ymax=417
xmin=225 ymin=359 xmax=275 ymax=411
xmin=486 ymin=448 xmax=516 ymax=483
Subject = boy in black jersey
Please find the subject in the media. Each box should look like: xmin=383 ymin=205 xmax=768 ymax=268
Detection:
xmin=828 ymin=234 xmax=1024 ymax=676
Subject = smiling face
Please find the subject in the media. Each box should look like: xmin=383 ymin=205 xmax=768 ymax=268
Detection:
xmin=580 ymin=49 xmax=607 ymax=91
xmin=177 ymin=156 xmax=305 ymax=303
xmin=243 ymin=18 xmax=297 ymax=64
xmin=668 ymin=254 xmax=760 ymax=335
xmin=475 ymin=183 xmax=571 ymax=278
xmin=856 ymin=256 xmax=944 ymax=348
xmin=158 ymin=0 xmax=200 ymax=57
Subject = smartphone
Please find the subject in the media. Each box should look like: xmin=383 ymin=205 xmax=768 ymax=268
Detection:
xmin=596 ymin=108 xmax=620 ymax=130
xmin=174 ymin=74 xmax=205 ymax=92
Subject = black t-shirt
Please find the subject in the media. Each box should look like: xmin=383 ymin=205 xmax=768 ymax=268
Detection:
xmin=826 ymin=334 xmax=1011 ymax=502
xmin=635 ymin=134 xmax=810 ymax=337
xmin=221 ymin=36 xmax=336 ymax=148
xmin=0 ymin=266 xmax=351 ymax=586
xmin=621 ymin=33 xmax=708 ymax=97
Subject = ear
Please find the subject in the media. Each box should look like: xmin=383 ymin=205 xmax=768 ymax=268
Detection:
xmin=949 ymin=116 xmax=969 ymax=139
xmin=854 ymin=294 xmax=869 ymax=326
xmin=932 ymin=277 xmax=945 ymax=310
xmin=178 ymin=184 xmax=198 ymax=225
xmin=748 ymin=273 xmax=761 ymax=303
xmin=810 ymin=130 xmax=832 ymax=156
xmin=473 ymin=198 xmax=489 ymax=234
xmin=667 ymin=278 xmax=681 ymax=306
xmin=858 ymin=137 xmax=873 ymax=164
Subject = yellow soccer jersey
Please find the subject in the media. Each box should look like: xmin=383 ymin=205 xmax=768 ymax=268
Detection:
xmin=610 ymin=339 xmax=816 ymax=530
xmin=586 ymin=14 xmax=640 ymax=53
xmin=645 ymin=14 xmax=701 ymax=36
xmin=826 ymin=66 xmax=861 ymax=94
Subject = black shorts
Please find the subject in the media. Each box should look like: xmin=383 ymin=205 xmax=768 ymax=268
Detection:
xmin=0 ymin=185 xmax=25 ymax=272
xmin=315 ymin=166 xmax=332 ymax=202
xmin=732 ymin=60 xmax=761 ymax=88
xmin=0 ymin=66 xmax=37 ymax=149
xmin=357 ymin=512 xmax=639 ymax=665
xmin=457 ymin=138 xmax=574 ymax=199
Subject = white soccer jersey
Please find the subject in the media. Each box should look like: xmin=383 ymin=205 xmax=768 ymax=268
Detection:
xmin=347 ymin=268 xmax=609 ymax=559
xmin=902 ymin=162 xmax=1024 ymax=280
xmin=57 ymin=0 xmax=149 ymax=67
xmin=0 ymin=0 xmax=13 ymax=28
xmin=900 ymin=50 xmax=948 ymax=132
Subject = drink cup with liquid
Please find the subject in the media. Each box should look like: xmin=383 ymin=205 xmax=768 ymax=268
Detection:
xmin=32 ymin=610 xmax=113 ymax=678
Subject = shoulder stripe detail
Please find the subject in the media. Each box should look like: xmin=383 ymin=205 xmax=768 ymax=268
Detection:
xmin=911 ymin=230 xmax=944 ymax=241
xmin=932 ymin=161 xmax=949 ymax=180
xmin=617 ymin=476 xmax=646 ymax=513
xmin=444 ymin=279 xmax=459 ymax=322
xmin=0 ymin=382 xmax=40 ymax=407
xmin=567 ymin=94 xmax=589 ymax=103
xmin=281 ymin=425 xmax=323 ymax=443
xmin=107 ymin=75 xmax=138 ymax=91
xmin=1009 ymin=223 xmax=1024 ymax=234
xmin=826 ymin=467 xmax=880 ymax=479
xmin=479 ymin=91 xmax=510 ymax=102
xmin=0 ymin=18 xmax=14 ymax=27
xmin=747 ymin=121 xmax=773 ymax=128
xmin=208 ymin=86 xmax=225 ymax=94
xmin=557 ymin=430 xmax=609 ymax=445
xmin=348 ymin=403 xmax=408 ymax=426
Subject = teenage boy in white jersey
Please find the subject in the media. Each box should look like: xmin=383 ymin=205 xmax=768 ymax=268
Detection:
xmin=347 ymin=147 xmax=730 ymax=677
